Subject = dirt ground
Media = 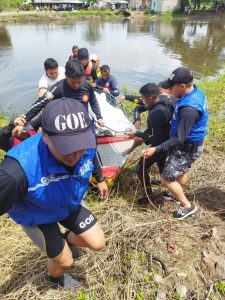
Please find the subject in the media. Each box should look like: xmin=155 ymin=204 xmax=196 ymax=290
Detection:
xmin=0 ymin=151 xmax=225 ymax=300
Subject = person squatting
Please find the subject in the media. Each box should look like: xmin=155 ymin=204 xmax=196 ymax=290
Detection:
xmin=0 ymin=44 xmax=208 ymax=290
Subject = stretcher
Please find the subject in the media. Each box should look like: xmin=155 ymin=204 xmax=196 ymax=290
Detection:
xmin=91 ymin=91 xmax=134 ymax=186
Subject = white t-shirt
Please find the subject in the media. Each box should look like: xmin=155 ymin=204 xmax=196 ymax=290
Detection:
xmin=38 ymin=66 xmax=65 ymax=90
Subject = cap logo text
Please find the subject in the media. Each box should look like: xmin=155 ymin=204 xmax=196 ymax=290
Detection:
xmin=55 ymin=112 xmax=87 ymax=131
xmin=169 ymin=73 xmax=175 ymax=80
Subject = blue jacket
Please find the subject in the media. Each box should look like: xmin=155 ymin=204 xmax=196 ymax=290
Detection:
xmin=96 ymin=75 xmax=119 ymax=97
xmin=170 ymin=85 xmax=208 ymax=143
xmin=7 ymin=133 xmax=95 ymax=226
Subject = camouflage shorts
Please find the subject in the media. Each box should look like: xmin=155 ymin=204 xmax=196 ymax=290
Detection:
xmin=161 ymin=144 xmax=204 ymax=181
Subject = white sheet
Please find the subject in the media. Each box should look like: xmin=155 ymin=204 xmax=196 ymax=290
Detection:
xmin=90 ymin=92 xmax=135 ymax=134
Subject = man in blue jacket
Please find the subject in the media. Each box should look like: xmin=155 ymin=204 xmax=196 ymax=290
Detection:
xmin=142 ymin=67 xmax=208 ymax=220
xmin=0 ymin=98 xmax=105 ymax=289
xmin=96 ymin=65 xmax=119 ymax=97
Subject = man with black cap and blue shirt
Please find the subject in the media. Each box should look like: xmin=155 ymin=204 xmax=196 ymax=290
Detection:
xmin=142 ymin=67 xmax=208 ymax=220
xmin=0 ymin=98 xmax=105 ymax=289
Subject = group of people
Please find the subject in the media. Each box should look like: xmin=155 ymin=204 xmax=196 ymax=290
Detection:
xmin=120 ymin=67 xmax=208 ymax=221
xmin=0 ymin=44 xmax=208 ymax=289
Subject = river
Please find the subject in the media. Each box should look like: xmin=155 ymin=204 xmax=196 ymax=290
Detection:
xmin=0 ymin=15 xmax=225 ymax=117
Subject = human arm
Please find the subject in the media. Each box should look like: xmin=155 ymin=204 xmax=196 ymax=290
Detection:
xmin=25 ymin=84 xmax=59 ymax=122
xmin=12 ymin=84 xmax=60 ymax=137
xmin=136 ymin=109 xmax=168 ymax=146
xmin=155 ymin=107 xmax=201 ymax=153
xmin=123 ymin=95 xmax=143 ymax=104
xmin=143 ymin=107 xmax=201 ymax=158
xmin=91 ymin=67 xmax=98 ymax=82
xmin=133 ymin=104 xmax=147 ymax=124
xmin=92 ymin=154 xmax=108 ymax=200
xmin=0 ymin=156 xmax=28 ymax=216
xmin=38 ymin=88 xmax=48 ymax=98
xmin=88 ymin=83 xmax=103 ymax=121
xmin=109 ymin=77 xmax=119 ymax=97
xmin=0 ymin=123 xmax=14 ymax=151
xmin=29 ymin=114 xmax=42 ymax=131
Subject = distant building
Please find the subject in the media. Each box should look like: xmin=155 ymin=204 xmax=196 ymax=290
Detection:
xmin=99 ymin=0 xmax=128 ymax=10
xmin=151 ymin=0 xmax=181 ymax=13
xmin=24 ymin=0 xmax=83 ymax=10
xmin=128 ymin=0 xmax=150 ymax=10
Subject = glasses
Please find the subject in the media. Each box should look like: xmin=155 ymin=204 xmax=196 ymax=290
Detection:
xmin=91 ymin=60 xmax=97 ymax=63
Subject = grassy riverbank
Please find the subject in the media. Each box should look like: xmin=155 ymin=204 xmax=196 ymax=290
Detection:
xmin=0 ymin=75 xmax=225 ymax=299
xmin=0 ymin=0 xmax=23 ymax=9
xmin=0 ymin=10 xmax=118 ymax=23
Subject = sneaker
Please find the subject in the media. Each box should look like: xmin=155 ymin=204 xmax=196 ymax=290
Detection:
xmin=46 ymin=273 xmax=80 ymax=289
xmin=136 ymin=194 xmax=162 ymax=207
xmin=63 ymin=231 xmax=80 ymax=259
xmin=173 ymin=205 xmax=197 ymax=220
xmin=162 ymin=191 xmax=179 ymax=204
xmin=151 ymin=179 xmax=161 ymax=186
xmin=136 ymin=196 xmax=149 ymax=205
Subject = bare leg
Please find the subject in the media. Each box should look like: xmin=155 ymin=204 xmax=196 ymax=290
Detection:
xmin=47 ymin=242 xmax=73 ymax=277
xmin=177 ymin=172 xmax=188 ymax=186
xmin=161 ymin=176 xmax=191 ymax=208
xmin=67 ymin=221 xmax=105 ymax=251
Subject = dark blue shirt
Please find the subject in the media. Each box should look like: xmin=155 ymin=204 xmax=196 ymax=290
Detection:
xmin=96 ymin=75 xmax=119 ymax=97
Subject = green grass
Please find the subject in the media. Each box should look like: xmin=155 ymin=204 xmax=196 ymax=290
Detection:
xmin=0 ymin=9 xmax=117 ymax=21
xmin=121 ymin=75 xmax=225 ymax=152
xmin=0 ymin=113 xmax=9 ymax=160
xmin=0 ymin=0 xmax=23 ymax=9
xmin=198 ymin=75 xmax=225 ymax=151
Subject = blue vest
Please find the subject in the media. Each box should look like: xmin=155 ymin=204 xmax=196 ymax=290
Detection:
xmin=7 ymin=133 xmax=95 ymax=226
xmin=170 ymin=86 xmax=208 ymax=143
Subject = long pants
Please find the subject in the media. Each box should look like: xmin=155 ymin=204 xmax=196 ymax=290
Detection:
xmin=136 ymin=152 xmax=167 ymax=194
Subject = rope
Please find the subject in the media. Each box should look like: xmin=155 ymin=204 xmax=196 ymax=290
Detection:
xmin=116 ymin=153 xmax=176 ymax=254
xmin=142 ymin=155 xmax=176 ymax=254
xmin=93 ymin=89 xmax=176 ymax=254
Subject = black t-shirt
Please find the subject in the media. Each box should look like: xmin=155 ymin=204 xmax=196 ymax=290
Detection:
xmin=25 ymin=79 xmax=102 ymax=122
xmin=135 ymin=97 xmax=173 ymax=147
xmin=0 ymin=156 xmax=28 ymax=216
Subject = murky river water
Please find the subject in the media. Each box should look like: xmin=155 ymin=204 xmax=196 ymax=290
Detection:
xmin=0 ymin=15 xmax=225 ymax=117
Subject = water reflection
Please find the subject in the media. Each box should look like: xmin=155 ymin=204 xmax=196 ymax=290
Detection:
xmin=0 ymin=26 xmax=12 ymax=49
xmin=152 ymin=19 xmax=225 ymax=76
xmin=0 ymin=26 xmax=13 ymax=73
xmin=84 ymin=20 xmax=104 ymax=43
xmin=1 ymin=17 xmax=225 ymax=115
xmin=127 ymin=18 xmax=151 ymax=33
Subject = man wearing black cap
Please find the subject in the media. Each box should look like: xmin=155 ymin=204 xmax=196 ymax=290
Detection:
xmin=142 ymin=67 xmax=208 ymax=220
xmin=77 ymin=47 xmax=98 ymax=82
xmin=23 ymin=60 xmax=104 ymax=127
xmin=0 ymin=98 xmax=105 ymax=289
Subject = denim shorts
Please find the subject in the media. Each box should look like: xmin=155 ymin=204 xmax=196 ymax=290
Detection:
xmin=161 ymin=144 xmax=204 ymax=181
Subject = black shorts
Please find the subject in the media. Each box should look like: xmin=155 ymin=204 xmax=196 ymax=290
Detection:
xmin=22 ymin=200 xmax=97 ymax=258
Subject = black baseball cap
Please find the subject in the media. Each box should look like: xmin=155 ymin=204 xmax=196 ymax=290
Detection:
xmin=41 ymin=98 xmax=96 ymax=155
xmin=160 ymin=67 xmax=193 ymax=89
xmin=78 ymin=47 xmax=89 ymax=60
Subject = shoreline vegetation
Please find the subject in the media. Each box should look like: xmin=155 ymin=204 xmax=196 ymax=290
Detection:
xmin=0 ymin=67 xmax=225 ymax=298
xmin=0 ymin=8 xmax=224 ymax=23
xmin=0 ymin=10 xmax=118 ymax=23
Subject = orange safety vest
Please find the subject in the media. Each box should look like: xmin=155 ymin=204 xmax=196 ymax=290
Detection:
xmin=83 ymin=61 xmax=92 ymax=81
